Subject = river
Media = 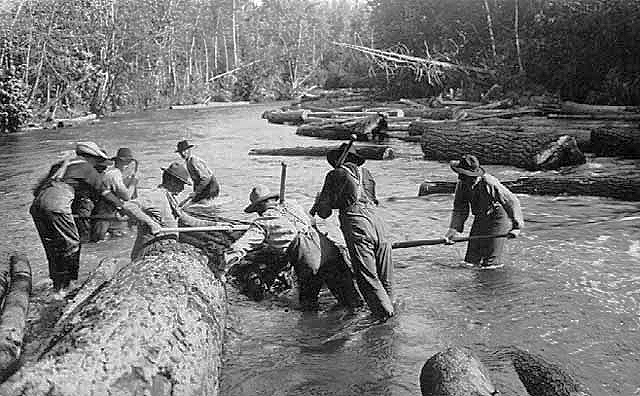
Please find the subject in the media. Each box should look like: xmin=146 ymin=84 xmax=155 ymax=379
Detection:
xmin=0 ymin=104 xmax=638 ymax=395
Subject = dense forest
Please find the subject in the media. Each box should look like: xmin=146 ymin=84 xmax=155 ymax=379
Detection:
xmin=1 ymin=0 xmax=640 ymax=132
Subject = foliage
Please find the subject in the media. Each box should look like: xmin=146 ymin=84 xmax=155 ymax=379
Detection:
xmin=0 ymin=65 xmax=31 ymax=133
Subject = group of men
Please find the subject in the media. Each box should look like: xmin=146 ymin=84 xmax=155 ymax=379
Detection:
xmin=31 ymin=137 xmax=523 ymax=322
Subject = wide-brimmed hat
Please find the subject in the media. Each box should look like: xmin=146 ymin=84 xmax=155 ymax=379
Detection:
xmin=76 ymin=141 xmax=110 ymax=160
xmin=450 ymin=154 xmax=485 ymax=177
xmin=112 ymin=147 xmax=135 ymax=163
xmin=244 ymin=185 xmax=279 ymax=213
xmin=161 ymin=162 xmax=192 ymax=185
xmin=326 ymin=143 xmax=365 ymax=167
xmin=175 ymin=140 xmax=195 ymax=153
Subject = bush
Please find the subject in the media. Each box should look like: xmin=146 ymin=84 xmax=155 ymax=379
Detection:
xmin=0 ymin=66 xmax=31 ymax=133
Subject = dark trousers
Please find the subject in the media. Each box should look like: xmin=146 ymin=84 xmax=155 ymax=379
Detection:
xmin=466 ymin=207 xmax=511 ymax=266
xmin=30 ymin=204 xmax=81 ymax=285
xmin=290 ymin=228 xmax=363 ymax=310
xmin=340 ymin=207 xmax=394 ymax=320
xmin=193 ymin=177 xmax=220 ymax=203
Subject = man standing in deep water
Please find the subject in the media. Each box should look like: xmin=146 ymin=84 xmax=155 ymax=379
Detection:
xmin=175 ymin=140 xmax=220 ymax=206
xmin=311 ymin=143 xmax=394 ymax=321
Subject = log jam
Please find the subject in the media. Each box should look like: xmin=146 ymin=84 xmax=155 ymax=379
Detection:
xmin=248 ymin=145 xmax=394 ymax=160
xmin=0 ymin=239 xmax=226 ymax=396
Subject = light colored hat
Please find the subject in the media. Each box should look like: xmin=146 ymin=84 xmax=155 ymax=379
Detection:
xmin=75 ymin=141 xmax=110 ymax=160
xmin=244 ymin=185 xmax=279 ymax=213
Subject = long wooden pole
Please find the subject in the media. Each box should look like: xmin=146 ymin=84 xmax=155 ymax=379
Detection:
xmin=279 ymin=161 xmax=287 ymax=204
xmin=159 ymin=225 xmax=250 ymax=233
xmin=336 ymin=134 xmax=358 ymax=167
xmin=392 ymin=233 xmax=510 ymax=249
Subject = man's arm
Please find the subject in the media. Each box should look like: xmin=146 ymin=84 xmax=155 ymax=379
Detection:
xmin=491 ymin=179 xmax=524 ymax=230
xmin=312 ymin=170 xmax=338 ymax=219
xmin=449 ymin=181 xmax=471 ymax=232
xmin=222 ymin=222 xmax=267 ymax=271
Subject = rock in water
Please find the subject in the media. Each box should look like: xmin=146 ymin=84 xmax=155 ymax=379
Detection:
xmin=0 ymin=239 xmax=226 ymax=396
xmin=420 ymin=346 xmax=496 ymax=396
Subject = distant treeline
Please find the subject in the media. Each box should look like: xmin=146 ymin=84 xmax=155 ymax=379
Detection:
xmin=1 ymin=0 xmax=639 ymax=132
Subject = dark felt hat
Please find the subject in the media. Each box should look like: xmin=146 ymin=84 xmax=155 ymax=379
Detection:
xmin=326 ymin=143 xmax=365 ymax=167
xmin=450 ymin=154 xmax=485 ymax=177
xmin=112 ymin=147 xmax=135 ymax=163
xmin=244 ymin=185 xmax=279 ymax=213
xmin=175 ymin=140 xmax=195 ymax=153
xmin=161 ymin=162 xmax=192 ymax=185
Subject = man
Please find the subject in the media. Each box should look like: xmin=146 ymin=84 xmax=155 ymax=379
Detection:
xmin=443 ymin=154 xmax=524 ymax=268
xmin=72 ymin=156 xmax=111 ymax=243
xmin=31 ymin=142 xmax=160 ymax=298
xmin=310 ymin=144 xmax=394 ymax=321
xmin=178 ymin=184 xmax=362 ymax=310
xmin=175 ymin=140 xmax=220 ymax=206
xmin=130 ymin=161 xmax=191 ymax=260
xmin=92 ymin=147 xmax=138 ymax=241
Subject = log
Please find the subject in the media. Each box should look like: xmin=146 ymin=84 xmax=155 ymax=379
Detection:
xmin=560 ymin=101 xmax=640 ymax=114
xmin=548 ymin=113 xmax=640 ymax=121
xmin=169 ymin=101 xmax=250 ymax=110
xmin=403 ymin=107 xmax=454 ymax=119
xmin=0 ymin=239 xmax=226 ymax=395
xmin=419 ymin=125 xmax=585 ymax=170
xmin=261 ymin=109 xmax=310 ymax=125
xmin=418 ymin=174 xmax=640 ymax=201
xmin=0 ymin=254 xmax=32 ymax=381
xmin=590 ymin=127 xmax=640 ymax=158
xmin=248 ymin=145 xmax=394 ymax=160
xmin=296 ymin=114 xmax=387 ymax=141
xmin=52 ymin=113 xmax=97 ymax=128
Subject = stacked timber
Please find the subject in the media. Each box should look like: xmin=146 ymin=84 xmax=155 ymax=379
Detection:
xmin=0 ymin=255 xmax=32 ymax=381
xmin=248 ymin=144 xmax=394 ymax=160
xmin=418 ymin=173 xmax=640 ymax=201
xmin=0 ymin=239 xmax=227 ymax=395
xmin=296 ymin=114 xmax=387 ymax=141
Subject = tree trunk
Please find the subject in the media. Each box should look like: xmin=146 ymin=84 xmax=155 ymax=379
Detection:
xmin=0 ymin=254 xmax=31 ymax=381
xmin=262 ymin=109 xmax=310 ymax=124
xmin=591 ymin=127 xmax=640 ymax=158
xmin=0 ymin=240 xmax=226 ymax=396
xmin=418 ymin=123 xmax=585 ymax=170
xmin=482 ymin=0 xmax=497 ymax=60
xmin=559 ymin=101 xmax=640 ymax=114
xmin=296 ymin=114 xmax=387 ymax=141
xmin=419 ymin=174 xmax=640 ymax=201
xmin=248 ymin=145 xmax=395 ymax=160
xmin=514 ymin=0 xmax=524 ymax=73
xmin=403 ymin=107 xmax=453 ymax=119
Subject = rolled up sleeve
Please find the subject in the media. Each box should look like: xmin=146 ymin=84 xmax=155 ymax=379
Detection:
xmin=229 ymin=223 xmax=268 ymax=258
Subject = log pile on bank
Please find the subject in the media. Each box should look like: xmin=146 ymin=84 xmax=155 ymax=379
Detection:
xmin=0 ymin=239 xmax=227 ymax=396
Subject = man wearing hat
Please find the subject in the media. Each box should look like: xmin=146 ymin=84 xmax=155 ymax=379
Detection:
xmin=174 ymin=184 xmax=362 ymax=309
xmin=443 ymin=154 xmax=524 ymax=268
xmin=175 ymin=140 xmax=220 ymax=206
xmin=310 ymin=143 xmax=394 ymax=321
xmin=92 ymin=147 xmax=139 ymax=241
xmin=31 ymin=142 xmax=161 ymax=298
xmin=130 ymin=161 xmax=192 ymax=260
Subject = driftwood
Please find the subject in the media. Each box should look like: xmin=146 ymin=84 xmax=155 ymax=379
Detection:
xmin=419 ymin=124 xmax=585 ymax=170
xmin=0 ymin=255 xmax=32 ymax=381
xmin=418 ymin=174 xmax=640 ymax=201
xmin=296 ymin=114 xmax=387 ymax=141
xmin=248 ymin=145 xmax=394 ymax=160
xmin=262 ymin=109 xmax=310 ymax=125
xmin=590 ymin=127 xmax=640 ymax=158
xmin=0 ymin=239 xmax=226 ymax=395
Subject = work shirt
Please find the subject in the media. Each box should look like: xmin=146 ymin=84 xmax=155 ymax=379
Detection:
xmin=186 ymin=154 xmax=220 ymax=200
xmin=230 ymin=202 xmax=311 ymax=258
xmin=130 ymin=186 xmax=178 ymax=259
xmin=449 ymin=173 xmax=524 ymax=233
xmin=314 ymin=163 xmax=378 ymax=217
xmin=33 ymin=157 xmax=107 ymax=214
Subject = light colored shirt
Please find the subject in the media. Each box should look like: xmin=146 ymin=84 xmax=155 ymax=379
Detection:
xmin=102 ymin=168 xmax=134 ymax=201
xmin=131 ymin=186 xmax=178 ymax=259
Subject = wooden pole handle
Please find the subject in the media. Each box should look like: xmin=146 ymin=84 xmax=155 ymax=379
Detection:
xmin=391 ymin=233 xmax=511 ymax=249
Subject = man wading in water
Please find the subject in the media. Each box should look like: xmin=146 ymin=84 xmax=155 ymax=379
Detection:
xmin=311 ymin=143 xmax=394 ymax=322
xmin=443 ymin=154 xmax=524 ymax=268
xmin=175 ymin=140 xmax=220 ymax=207
xmin=31 ymin=142 xmax=161 ymax=299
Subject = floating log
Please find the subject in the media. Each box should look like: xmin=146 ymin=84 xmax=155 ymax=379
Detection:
xmin=560 ymin=101 xmax=640 ymax=114
xmin=248 ymin=145 xmax=394 ymax=160
xmin=296 ymin=114 xmax=387 ymax=141
xmin=590 ymin=127 xmax=640 ymax=158
xmin=419 ymin=124 xmax=585 ymax=170
xmin=403 ymin=107 xmax=454 ymax=119
xmin=169 ymin=101 xmax=250 ymax=110
xmin=418 ymin=174 xmax=640 ymax=201
xmin=0 ymin=239 xmax=226 ymax=395
xmin=261 ymin=109 xmax=310 ymax=125
xmin=420 ymin=347 xmax=496 ymax=396
xmin=52 ymin=113 xmax=97 ymax=128
xmin=0 ymin=254 xmax=32 ymax=381
xmin=548 ymin=113 xmax=640 ymax=121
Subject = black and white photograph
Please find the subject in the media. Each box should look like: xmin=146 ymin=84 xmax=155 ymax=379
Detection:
xmin=0 ymin=0 xmax=638 ymax=394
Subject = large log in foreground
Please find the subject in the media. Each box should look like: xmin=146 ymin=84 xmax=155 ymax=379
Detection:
xmin=0 ymin=255 xmax=32 ymax=381
xmin=0 ymin=239 xmax=226 ymax=396
xmin=248 ymin=145 xmax=394 ymax=160
xmin=418 ymin=123 xmax=585 ymax=170
xmin=418 ymin=174 xmax=640 ymax=201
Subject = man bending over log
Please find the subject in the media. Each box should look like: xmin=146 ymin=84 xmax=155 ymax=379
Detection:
xmin=310 ymin=144 xmax=394 ymax=322
xmin=31 ymin=142 xmax=161 ymax=299
xmin=175 ymin=140 xmax=220 ymax=207
xmin=443 ymin=155 xmax=524 ymax=268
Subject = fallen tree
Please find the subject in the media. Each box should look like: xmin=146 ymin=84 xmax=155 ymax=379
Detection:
xmin=0 ymin=255 xmax=32 ymax=381
xmin=261 ymin=109 xmax=310 ymax=125
xmin=296 ymin=114 xmax=387 ymax=141
xmin=0 ymin=239 xmax=226 ymax=396
xmin=248 ymin=145 xmax=394 ymax=160
xmin=590 ymin=127 xmax=640 ymax=158
xmin=418 ymin=174 xmax=640 ymax=201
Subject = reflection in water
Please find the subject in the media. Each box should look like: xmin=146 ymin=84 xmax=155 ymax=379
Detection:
xmin=0 ymin=105 xmax=639 ymax=395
